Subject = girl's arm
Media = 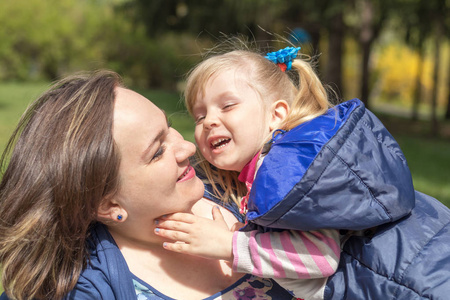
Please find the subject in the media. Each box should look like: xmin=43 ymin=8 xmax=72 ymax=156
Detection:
xmin=233 ymin=228 xmax=340 ymax=279
xmin=155 ymin=207 xmax=340 ymax=279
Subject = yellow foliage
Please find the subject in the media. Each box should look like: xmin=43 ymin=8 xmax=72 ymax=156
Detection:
xmin=374 ymin=43 xmax=444 ymax=106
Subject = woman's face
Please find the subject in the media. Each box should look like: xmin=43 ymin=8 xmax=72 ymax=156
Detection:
xmin=112 ymin=87 xmax=204 ymax=225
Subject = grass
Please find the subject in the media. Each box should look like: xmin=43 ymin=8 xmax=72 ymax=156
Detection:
xmin=1 ymin=82 xmax=449 ymax=208
xmin=0 ymin=82 xmax=51 ymax=154
xmin=374 ymin=112 xmax=450 ymax=208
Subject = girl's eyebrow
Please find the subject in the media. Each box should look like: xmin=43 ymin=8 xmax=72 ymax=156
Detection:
xmin=192 ymin=92 xmax=237 ymax=111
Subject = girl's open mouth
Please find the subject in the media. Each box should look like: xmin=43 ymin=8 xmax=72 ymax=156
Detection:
xmin=210 ymin=138 xmax=231 ymax=149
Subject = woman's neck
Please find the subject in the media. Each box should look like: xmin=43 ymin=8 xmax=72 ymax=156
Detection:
xmin=107 ymin=198 xmax=243 ymax=300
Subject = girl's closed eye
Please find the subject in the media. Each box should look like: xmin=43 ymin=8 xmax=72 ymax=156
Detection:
xmin=195 ymin=115 xmax=205 ymax=124
xmin=222 ymin=103 xmax=236 ymax=110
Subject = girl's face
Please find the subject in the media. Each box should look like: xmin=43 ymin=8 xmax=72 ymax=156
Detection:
xmin=192 ymin=69 xmax=272 ymax=172
xmin=112 ymin=88 xmax=204 ymax=226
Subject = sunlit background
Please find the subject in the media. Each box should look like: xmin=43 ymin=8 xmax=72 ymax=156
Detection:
xmin=0 ymin=1 xmax=449 ymax=293
xmin=0 ymin=1 xmax=449 ymax=201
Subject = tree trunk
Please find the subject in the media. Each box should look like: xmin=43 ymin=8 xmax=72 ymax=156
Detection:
xmin=359 ymin=0 xmax=374 ymax=109
xmin=430 ymin=25 xmax=441 ymax=136
xmin=325 ymin=9 xmax=344 ymax=100
xmin=360 ymin=41 xmax=372 ymax=109
xmin=445 ymin=48 xmax=450 ymax=120
xmin=308 ymin=24 xmax=322 ymax=57
xmin=412 ymin=45 xmax=424 ymax=121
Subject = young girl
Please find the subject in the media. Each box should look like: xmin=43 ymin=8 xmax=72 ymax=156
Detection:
xmin=154 ymin=40 xmax=450 ymax=299
xmin=155 ymin=45 xmax=342 ymax=300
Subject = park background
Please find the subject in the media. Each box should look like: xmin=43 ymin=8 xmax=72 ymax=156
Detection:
xmin=0 ymin=0 xmax=449 ymax=293
xmin=0 ymin=0 xmax=449 ymax=224
xmin=1 ymin=0 xmax=449 ymax=195
xmin=0 ymin=0 xmax=449 ymax=203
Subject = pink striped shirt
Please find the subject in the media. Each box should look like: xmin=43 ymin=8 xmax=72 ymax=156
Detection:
xmin=232 ymin=229 xmax=340 ymax=299
xmin=235 ymin=153 xmax=341 ymax=299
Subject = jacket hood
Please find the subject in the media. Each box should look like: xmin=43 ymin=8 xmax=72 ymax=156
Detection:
xmin=246 ymin=99 xmax=415 ymax=231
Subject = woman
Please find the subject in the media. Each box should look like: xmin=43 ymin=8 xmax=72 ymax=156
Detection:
xmin=0 ymin=71 xmax=294 ymax=299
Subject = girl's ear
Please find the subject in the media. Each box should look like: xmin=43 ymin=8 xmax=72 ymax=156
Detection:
xmin=269 ymin=100 xmax=289 ymax=131
xmin=97 ymin=197 xmax=127 ymax=222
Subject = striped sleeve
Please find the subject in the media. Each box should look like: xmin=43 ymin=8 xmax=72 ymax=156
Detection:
xmin=232 ymin=229 xmax=340 ymax=279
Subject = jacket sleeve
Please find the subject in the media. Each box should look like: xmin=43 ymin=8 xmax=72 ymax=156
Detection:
xmin=232 ymin=229 xmax=340 ymax=279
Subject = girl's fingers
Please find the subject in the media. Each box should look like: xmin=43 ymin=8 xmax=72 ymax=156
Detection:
xmin=155 ymin=219 xmax=192 ymax=232
xmin=163 ymin=241 xmax=190 ymax=254
xmin=230 ymin=221 xmax=245 ymax=231
xmin=211 ymin=206 xmax=225 ymax=222
xmin=155 ymin=227 xmax=190 ymax=242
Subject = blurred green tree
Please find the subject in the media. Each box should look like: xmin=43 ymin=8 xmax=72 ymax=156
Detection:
xmin=119 ymin=0 xmax=268 ymax=38
xmin=0 ymin=0 xmax=110 ymax=80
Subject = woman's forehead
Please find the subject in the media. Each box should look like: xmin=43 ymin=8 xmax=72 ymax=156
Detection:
xmin=113 ymin=87 xmax=165 ymax=130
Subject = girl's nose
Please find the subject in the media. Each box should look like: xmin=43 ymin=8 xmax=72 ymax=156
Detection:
xmin=203 ymin=113 xmax=219 ymax=129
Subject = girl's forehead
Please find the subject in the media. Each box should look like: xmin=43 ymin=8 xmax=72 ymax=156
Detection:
xmin=188 ymin=63 xmax=257 ymax=111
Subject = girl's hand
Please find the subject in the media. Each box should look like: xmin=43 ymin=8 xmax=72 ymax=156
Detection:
xmin=154 ymin=206 xmax=234 ymax=261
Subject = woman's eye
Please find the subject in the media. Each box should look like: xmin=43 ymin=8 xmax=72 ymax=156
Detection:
xmin=151 ymin=145 xmax=166 ymax=162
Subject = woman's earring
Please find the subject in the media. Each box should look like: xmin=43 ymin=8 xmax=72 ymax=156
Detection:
xmin=117 ymin=214 xmax=123 ymax=221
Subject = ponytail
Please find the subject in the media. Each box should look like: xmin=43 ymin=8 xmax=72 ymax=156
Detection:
xmin=281 ymin=59 xmax=333 ymax=130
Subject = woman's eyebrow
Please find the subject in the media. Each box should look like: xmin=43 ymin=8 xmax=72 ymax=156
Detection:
xmin=163 ymin=110 xmax=171 ymax=127
xmin=141 ymin=129 xmax=165 ymax=161
xmin=141 ymin=110 xmax=169 ymax=161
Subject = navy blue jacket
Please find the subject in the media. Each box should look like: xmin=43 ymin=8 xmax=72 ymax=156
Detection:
xmin=243 ymin=99 xmax=450 ymax=299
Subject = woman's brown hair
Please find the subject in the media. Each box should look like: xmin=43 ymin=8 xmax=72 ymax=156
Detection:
xmin=0 ymin=70 xmax=122 ymax=299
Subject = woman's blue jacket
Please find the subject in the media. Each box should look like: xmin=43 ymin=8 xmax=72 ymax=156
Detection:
xmin=240 ymin=99 xmax=450 ymax=299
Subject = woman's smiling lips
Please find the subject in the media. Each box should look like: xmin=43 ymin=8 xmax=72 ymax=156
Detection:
xmin=177 ymin=165 xmax=196 ymax=182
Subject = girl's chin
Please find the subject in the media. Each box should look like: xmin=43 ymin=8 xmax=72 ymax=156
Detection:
xmin=210 ymin=161 xmax=243 ymax=172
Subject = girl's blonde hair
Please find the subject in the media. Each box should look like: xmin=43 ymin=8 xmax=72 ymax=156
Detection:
xmin=0 ymin=70 xmax=122 ymax=299
xmin=184 ymin=41 xmax=335 ymax=207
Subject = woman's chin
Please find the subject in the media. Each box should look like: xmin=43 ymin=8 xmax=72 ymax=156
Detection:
xmin=192 ymin=177 xmax=206 ymax=199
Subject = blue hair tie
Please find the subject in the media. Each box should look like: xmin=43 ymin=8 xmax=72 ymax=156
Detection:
xmin=265 ymin=46 xmax=301 ymax=71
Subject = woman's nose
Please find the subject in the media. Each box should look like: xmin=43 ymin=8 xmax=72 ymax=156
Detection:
xmin=176 ymin=140 xmax=196 ymax=162
xmin=171 ymin=129 xmax=196 ymax=161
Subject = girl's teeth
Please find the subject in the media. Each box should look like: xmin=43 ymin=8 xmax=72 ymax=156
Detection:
xmin=211 ymin=138 xmax=230 ymax=149
xmin=212 ymin=138 xmax=227 ymax=146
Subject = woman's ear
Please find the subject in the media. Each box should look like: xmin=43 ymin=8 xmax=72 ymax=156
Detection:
xmin=97 ymin=197 xmax=127 ymax=222
xmin=269 ymin=100 xmax=289 ymax=131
